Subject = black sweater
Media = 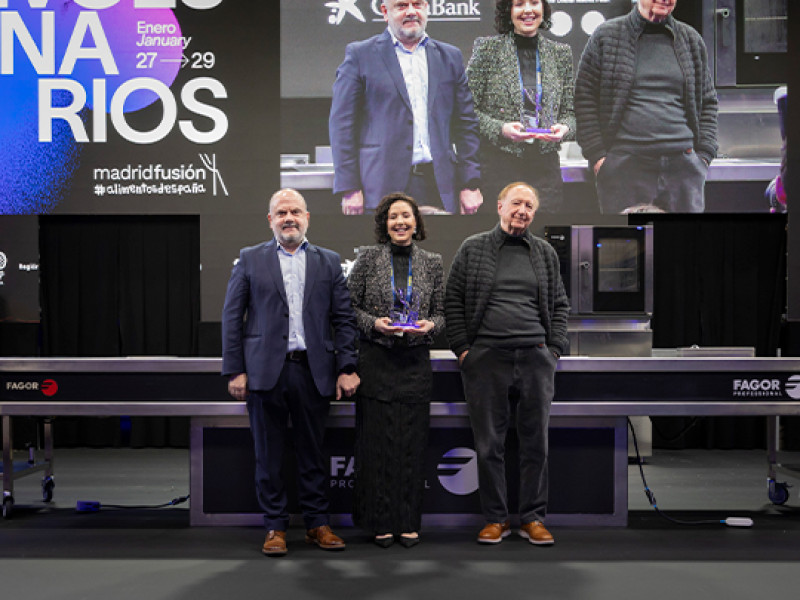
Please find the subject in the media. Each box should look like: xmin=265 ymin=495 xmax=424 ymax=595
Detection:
xmin=445 ymin=224 xmax=569 ymax=357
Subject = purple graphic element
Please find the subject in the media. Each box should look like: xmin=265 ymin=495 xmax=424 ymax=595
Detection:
xmin=67 ymin=4 xmax=182 ymax=112
xmin=1 ymin=3 xmax=183 ymax=214
xmin=0 ymin=90 xmax=82 ymax=214
xmin=51 ymin=2 xmax=183 ymax=112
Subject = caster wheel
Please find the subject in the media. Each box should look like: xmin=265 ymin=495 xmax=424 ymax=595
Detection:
xmin=42 ymin=476 xmax=55 ymax=503
xmin=768 ymin=479 xmax=790 ymax=505
xmin=2 ymin=496 xmax=13 ymax=519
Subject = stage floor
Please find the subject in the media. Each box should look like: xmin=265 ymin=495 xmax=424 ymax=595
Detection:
xmin=1 ymin=448 xmax=799 ymax=600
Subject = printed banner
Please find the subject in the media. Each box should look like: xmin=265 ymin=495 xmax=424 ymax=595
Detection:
xmin=1 ymin=0 xmax=272 ymax=215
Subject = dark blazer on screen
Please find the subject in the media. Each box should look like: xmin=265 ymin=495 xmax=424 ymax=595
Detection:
xmin=329 ymin=30 xmax=481 ymax=212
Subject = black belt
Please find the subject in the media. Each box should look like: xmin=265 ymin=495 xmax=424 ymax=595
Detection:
xmin=286 ymin=350 xmax=308 ymax=362
xmin=410 ymin=162 xmax=434 ymax=177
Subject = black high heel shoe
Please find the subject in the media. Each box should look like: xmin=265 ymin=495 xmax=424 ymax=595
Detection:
xmin=374 ymin=534 xmax=394 ymax=548
xmin=399 ymin=534 xmax=420 ymax=548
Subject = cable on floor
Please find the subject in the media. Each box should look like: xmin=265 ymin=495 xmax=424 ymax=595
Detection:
xmin=76 ymin=495 xmax=189 ymax=512
xmin=628 ymin=418 xmax=752 ymax=528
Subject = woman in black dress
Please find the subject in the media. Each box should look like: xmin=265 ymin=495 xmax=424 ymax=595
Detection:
xmin=346 ymin=192 xmax=445 ymax=548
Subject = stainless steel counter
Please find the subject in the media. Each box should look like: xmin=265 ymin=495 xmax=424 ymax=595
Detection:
xmin=3 ymin=353 xmax=799 ymax=373
xmin=3 ymin=355 xmax=800 ymax=416
xmin=281 ymin=159 xmax=780 ymax=190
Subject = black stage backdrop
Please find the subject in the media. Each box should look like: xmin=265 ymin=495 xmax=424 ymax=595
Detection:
xmin=38 ymin=215 xmax=199 ymax=447
xmin=643 ymin=213 xmax=795 ymax=450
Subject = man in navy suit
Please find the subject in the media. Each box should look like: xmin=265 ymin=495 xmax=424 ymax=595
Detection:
xmin=329 ymin=0 xmax=483 ymax=215
xmin=222 ymin=188 xmax=360 ymax=556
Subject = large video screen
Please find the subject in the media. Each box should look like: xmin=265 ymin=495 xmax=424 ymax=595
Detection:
xmin=278 ymin=0 xmax=785 ymax=219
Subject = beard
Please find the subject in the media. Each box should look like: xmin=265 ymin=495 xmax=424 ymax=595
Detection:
xmin=275 ymin=223 xmax=305 ymax=246
xmin=396 ymin=18 xmax=425 ymax=41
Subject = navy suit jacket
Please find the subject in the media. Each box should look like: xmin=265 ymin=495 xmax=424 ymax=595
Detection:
xmin=221 ymin=240 xmax=358 ymax=397
xmin=329 ymin=30 xmax=481 ymax=213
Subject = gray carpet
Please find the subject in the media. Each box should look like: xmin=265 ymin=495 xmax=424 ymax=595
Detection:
xmin=1 ymin=448 xmax=799 ymax=600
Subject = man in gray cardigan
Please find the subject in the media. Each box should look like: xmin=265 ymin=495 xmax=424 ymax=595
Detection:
xmin=445 ymin=181 xmax=569 ymax=545
xmin=574 ymin=0 xmax=718 ymax=213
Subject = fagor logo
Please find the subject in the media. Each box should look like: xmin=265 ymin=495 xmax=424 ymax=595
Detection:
xmin=330 ymin=455 xmax=355 ymax=489
xmin=733 ymin=378 xmax=782 ymax=397
xmin=5 ymin=379 xmax=58 ymax=396
xmin=41 ymin=379 xmax=59 ymax=397
xmin=326 ymin=1 xmax=481 ymax=25
xmin=786 ymin=375 xmax=800 ymax=400
xmin=437 ymin=447 xmax=478 ymax=495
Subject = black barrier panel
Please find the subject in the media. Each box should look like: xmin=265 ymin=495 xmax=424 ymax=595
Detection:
xmin=431 ymin=371 xmax=466 ymax=403
xmin=5 ymin=370 xmax=799 ymax=403
xmin=0 ymin=373 xmax=230 ymax=402
xmin=555 ymin=371 xmax=800 ymax=402
xmin=202 ymin=425 xmax=616 ymax=517
xmin=202 ymin=427 xmax=261 ymax=514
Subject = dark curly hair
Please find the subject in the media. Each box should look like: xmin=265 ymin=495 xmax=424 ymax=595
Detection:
xmin=495 ymin=0 xmax=552 ymax=34
xmin=374 ymin=192 xmax=427 ymax=244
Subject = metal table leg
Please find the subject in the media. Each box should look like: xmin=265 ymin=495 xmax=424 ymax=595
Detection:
xmin=2 ymin=415 xmax=14 ymax=517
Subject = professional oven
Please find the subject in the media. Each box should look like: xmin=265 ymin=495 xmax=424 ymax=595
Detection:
xmin=544 ymin=225 xmax=653 ymax=316
xmin=705 ymin=0 xmax=787 ymax=87
xmin=544 ymin=225 xmax=653 ymax=358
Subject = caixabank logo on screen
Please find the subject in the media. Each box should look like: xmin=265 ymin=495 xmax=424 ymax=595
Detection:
xmin=4 ymin=378 xmax=59 ymax=397
xmin=732 ymin=375 xmax=800 ymax=399
xmin=325 ymin=0 xmax=480 ymax=25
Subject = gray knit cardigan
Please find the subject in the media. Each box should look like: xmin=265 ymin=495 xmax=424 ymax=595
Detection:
xmin=574 ymin=7 xmax=719 ymax=166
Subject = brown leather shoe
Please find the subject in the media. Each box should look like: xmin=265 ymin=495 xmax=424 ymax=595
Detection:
xmin=305 ymin=525 xmax=346 ymax=550
xmin=477 ymin=521 xmax=511 ymax=544
xmin=262 ymin=530 xmax=287 ymax=556
xmin=519 ymin=521 xmax=554 ymax=545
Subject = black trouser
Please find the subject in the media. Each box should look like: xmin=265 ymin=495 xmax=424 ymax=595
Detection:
xmin=247 ymin=357 xmax=331 ymax=531
xmin=459 ymin=342 xmax=557 ymax=524
xmin=595 ymin=147 xmax=708 ymax=214
xmin=405 ymin=162 xmax=445 ymax=211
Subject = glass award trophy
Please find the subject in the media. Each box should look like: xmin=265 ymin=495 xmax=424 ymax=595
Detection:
xmin=389 ymin=289 xmax=421 ymax=329
xmin=522 ymin=108 xmax=550 ymax=134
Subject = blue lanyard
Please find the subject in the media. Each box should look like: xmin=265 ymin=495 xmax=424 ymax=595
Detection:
xmin=390 ymin=255 xmax=413 ymax=306
xmin=518 ymin=47 xmax=542 ymax=122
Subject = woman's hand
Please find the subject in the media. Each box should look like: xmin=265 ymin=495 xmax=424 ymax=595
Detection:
xmin=501 ymin=122 xmax=538 ymax=143
xmin=374 ymin=317 xmax=404 ymax=336
xmin=533 ymin=123 xmax=569 ymax=143
xmin=406 ymin=320 xmax=435 ymax=336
